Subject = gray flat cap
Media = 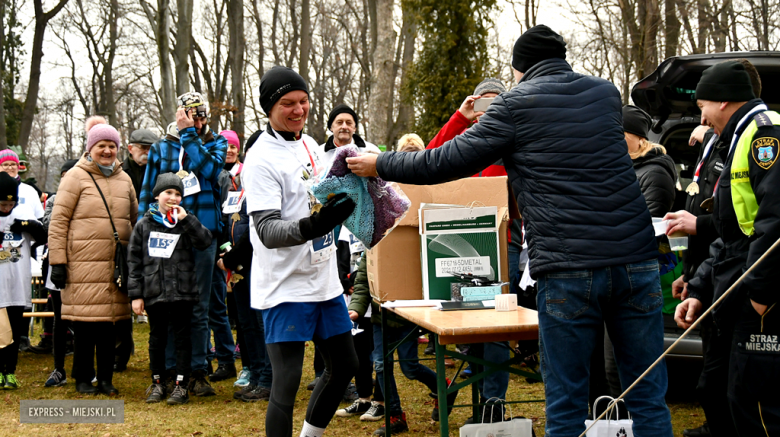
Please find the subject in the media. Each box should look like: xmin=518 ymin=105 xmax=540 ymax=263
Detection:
xmin=129 ymin=129 xmax=159 ymax=146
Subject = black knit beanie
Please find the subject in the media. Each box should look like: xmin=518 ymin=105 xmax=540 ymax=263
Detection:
xmin=512 ymin=25 xmax=567 ymax=73
xmin=61 ymin=159 xmax=79 ymax=174
xmin=695 ymin=60 xmax=756 ymax=102
xmin=258 ymin=66 xmax=309 ymax=115
xmin=0 ymin=172 xmax=19 ymax=203
xmin=153 ymin=172 xmax=184 ymax=198
xmin=622 ymin=105 xmax=652 ymax=139
xmin=327 ymin=104 xmax=359 ymax=130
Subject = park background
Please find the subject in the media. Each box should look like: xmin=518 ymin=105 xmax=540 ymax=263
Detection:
xmin=0 ymin=0 xmax=778 ymax=191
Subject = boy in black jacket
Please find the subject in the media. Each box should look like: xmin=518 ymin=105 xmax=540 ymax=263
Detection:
xmin=128 ymin=173 xmax=212 ymax=405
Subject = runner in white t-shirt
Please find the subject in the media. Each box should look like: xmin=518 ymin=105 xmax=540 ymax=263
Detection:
xmin=0 ymin=149 xmax=44 ymax=219
xmin=0 ymin=172 xmax=46 ymax=389
xmin=242 ymin=66 xmax=359 ymax=437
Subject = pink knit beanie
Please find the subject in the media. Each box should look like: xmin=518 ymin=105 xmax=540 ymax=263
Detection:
xmin=0 ymin=149 xmax=20 ymax=166
xmin=86 ymin=123 xmax=122 ymax=153
xmin=220 ymin=130 xmax=241 ymax=152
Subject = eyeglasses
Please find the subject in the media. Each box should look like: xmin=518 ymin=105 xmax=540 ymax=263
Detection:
xmin=1 ymin=162 xmax=18 ymax=169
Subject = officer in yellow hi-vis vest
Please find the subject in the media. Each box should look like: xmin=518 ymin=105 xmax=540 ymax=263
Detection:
xmin=674 ymin=60 xmax=780 ymax=435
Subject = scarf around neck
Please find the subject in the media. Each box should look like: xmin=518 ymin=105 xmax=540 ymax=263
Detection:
xmin=149 ymin=202 xmax=178 ymax=228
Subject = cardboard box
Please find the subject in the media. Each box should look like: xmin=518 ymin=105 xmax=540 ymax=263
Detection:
xmin=367 ymin=177 xmax=520 ymax=302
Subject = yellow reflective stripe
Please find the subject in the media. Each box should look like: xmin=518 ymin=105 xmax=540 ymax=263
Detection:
xmin=731 ymin=111 xmax=780 ymax=236
xmin=758 ymin=401 xmax=770 ymax=437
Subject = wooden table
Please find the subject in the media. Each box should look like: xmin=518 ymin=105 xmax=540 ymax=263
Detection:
xmin=380 ymin=304 xmax=541 ymax=436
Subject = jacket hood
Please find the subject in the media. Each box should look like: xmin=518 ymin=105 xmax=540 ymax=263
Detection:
xmin=76 ymin=153 xmax=123 ymax=177
xmin=632 ymin=147 xmax=677 ymax=180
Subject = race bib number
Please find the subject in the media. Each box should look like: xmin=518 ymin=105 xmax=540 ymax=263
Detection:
xmin=148 ymin=231 xmax=181 ymax=258
xmin=3 ymin=231 xmax=24 ymax=248
xmin=310 ymin=230 xmax=336 ymax=265
xmin=348 ymin=233 xmax=364 ymax=254
xmin=182 ymin=172 xmax=201 ymax=197
xmin=222 ymin=191 xmax=244 ymax=214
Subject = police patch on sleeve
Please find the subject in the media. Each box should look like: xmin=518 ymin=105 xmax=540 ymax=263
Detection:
xmin=752 ymin=137 xmax=779 ymax=170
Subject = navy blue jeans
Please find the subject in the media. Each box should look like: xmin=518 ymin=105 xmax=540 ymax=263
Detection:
xmin=469 ymin=342 xmax=510 ymax=400
xmin=208 ymin=268 xmax=235 ymax=365
xmin=537 ymin=259 xmax=672 ymax=437
xmin=233 ymin=277 xmax=272 ymax=388
xmin=166 ymin=238 xmax=216 ymax=372
xmin=373 ymin=323 xmax=438 ymax=416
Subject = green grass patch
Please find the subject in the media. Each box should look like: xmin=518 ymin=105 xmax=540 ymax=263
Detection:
xmin=2 ymin=321 xmax=702 ymax=436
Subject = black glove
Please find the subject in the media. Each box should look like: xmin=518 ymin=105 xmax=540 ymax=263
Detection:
xmin=51 ymin=265 xmax=68 ymax=289
xmin=10 ymin=218 xmax=46 ymax=243
xmin=299 ymin=193 xmax=356 ymax=241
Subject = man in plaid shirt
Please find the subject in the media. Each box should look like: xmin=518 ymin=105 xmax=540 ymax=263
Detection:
xmin=139 ymin=91 xmax=227 ymax=397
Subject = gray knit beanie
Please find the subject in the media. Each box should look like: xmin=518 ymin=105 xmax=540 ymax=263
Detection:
xmin=473 ymin=78 xmax=507 ymax=96
xmin=153 ymin=172 xmax=184 ymax=198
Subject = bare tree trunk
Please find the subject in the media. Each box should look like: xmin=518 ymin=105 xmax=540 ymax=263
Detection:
xmin=366 ymin=0 xmax=395 ymax=147
xmin=677 ymin=0 xmax=699 ymax=52
xmin=760 ymin=0 xmax=769 ymax=50
xmin=300 ymin=0 xmax=311 ymax=82
xmin=388 ymin=3 xmax=416 ymax=150
xmin=729 ymin=3 xmax=740 ymax=50
xmin=106 ymin=0 xmax=119 ymax=127
xmin=227 ymin=0 xmax=245 ymax=140
xmin=641 ymin=0 xmax=661 ymax=78
xmin=17 ymin=0 xmax=69 ymax=151
xmin=174 ymin=0 xmax=193 ymax=95
xmin=287 ymin=0 xmax=299 ymax=68
xmin=251 ymin=0 xmax=264 ymax=78
xmin=301 ymin=0 xmax=315 ymax=136
xmin=141 ymin=0 xmax=176 ymax=125
xmin=0 ymin=0 xmax=7 ymax=149
xmin=697 ymin=0 xmax=710 ymax=53
xmin=368 ymin=0 xmax=378 ymax=54
xmin=271 ymin=0 xmax=282 ymax=65
xmin=664 ymin=0 xmax=680 ymax=58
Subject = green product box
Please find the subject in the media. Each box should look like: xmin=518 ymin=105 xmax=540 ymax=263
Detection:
xmin=420 ymin=205 xmax=501 ymax=300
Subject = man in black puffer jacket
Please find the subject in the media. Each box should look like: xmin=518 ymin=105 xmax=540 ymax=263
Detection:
xmin=347 ymin=25 xmax=672 ymax=437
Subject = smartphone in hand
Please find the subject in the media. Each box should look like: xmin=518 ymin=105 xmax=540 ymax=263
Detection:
xmin=473 ymin=97 xmax=495 ymax=112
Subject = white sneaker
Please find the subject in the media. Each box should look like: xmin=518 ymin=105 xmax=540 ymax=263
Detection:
xmin=336 ymin=399 xmax=372 ymax=417
xmin=360 ymin=401 xmax=386 ymax=421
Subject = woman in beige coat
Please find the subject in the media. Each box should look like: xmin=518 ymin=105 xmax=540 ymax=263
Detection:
xmin=49 ymin=122 xmax=137 ymax=395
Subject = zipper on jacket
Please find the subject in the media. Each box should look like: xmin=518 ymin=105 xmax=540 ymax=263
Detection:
xmin=103 ymin=171 xmax=118 ymax=325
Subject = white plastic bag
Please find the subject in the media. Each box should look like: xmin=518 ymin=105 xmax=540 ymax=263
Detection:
xmin=460 ymin=400 xmax=534 ymax=437
xmin=584 ymin=396 xmax=634 ymax=437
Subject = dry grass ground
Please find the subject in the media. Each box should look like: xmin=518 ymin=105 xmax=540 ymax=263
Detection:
xmin=0 ymin=322 xmax=703 ymax=436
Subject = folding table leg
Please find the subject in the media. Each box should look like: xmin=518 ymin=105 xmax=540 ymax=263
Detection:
xmin=382 ymin=305 xmax=393 ymax=436
xmin=472 ymin=369 xmax=481 ymax=423
xmin=434 ymin=334 xmax=449 ymax=437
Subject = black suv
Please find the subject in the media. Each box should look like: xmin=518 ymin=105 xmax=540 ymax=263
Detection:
xmin=631 ymin=51 xmax=780 ymax=359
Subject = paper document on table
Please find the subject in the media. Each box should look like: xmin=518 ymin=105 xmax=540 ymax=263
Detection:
xmin=382 ymin=300 xmax=446 ymax=309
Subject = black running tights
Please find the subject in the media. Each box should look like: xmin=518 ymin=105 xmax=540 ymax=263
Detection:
xmin=265 ymin=331 xmax=358 ymax=437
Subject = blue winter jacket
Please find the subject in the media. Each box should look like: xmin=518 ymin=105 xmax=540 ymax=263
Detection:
xmin=138 ymin=128 xmax=227 ymax=233
xmin=376 ymin=58 xmax=657 ymax=277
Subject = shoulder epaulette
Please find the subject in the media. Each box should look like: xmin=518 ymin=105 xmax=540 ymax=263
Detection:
xmin=754 ymin=111 xmax=774 ymax=128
